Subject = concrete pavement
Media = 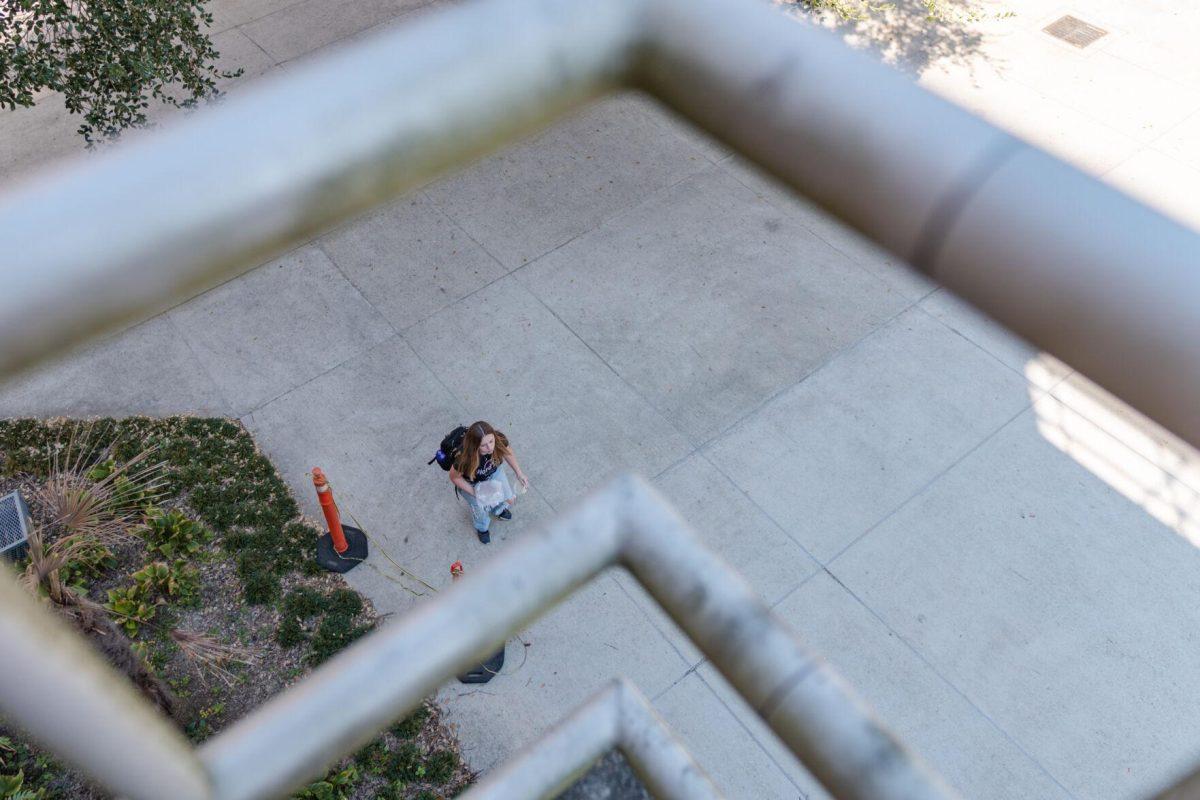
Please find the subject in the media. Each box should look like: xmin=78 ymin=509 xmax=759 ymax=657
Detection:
xmin=4 ymin=1 xmax=1200 ymax=798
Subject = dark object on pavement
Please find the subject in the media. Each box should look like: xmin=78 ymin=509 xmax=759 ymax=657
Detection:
xmin=316 ymin=524 xmax=368 ymax=573
xmin=457 ymin=645 xmax=505 ymax=684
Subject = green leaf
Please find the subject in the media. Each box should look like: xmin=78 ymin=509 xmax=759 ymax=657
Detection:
xmin=1 ymin=0 xmax=239 ymax=143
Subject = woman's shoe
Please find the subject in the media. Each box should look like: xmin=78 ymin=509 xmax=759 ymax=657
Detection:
xmin=498 ymin=509 xmax=512 ymax=520
xmin=476 ymin=529 xmax=491 ymax=544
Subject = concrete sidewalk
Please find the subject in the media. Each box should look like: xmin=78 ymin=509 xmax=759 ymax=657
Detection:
xmin=4 ymin=1 xmax=1200 ymax=798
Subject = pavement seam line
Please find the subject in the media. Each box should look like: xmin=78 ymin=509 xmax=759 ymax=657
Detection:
xmin=693 ymin=670 xmax=811 ymax=796
xmin=255 ymin=0 xmax=441 ymax=68
xmin=912 ymin=298 xmax=1044 ymax=386
xmin=162 ymin=311 xmax=239 ymax=413
xmin=610 ymin=572 xmax=698 ymax=670
xmin=215 ymin=0 xmax=312 ymax=37
xmin=649 ymin=658 xmax=704 ymax=703
xmin=242 ymin=331 xmax=402 ymax=417
xmin=1036 ymin=387 xmax=1200 ymax=498
xmin=696 ymin=302 xmax=918 ymax=456
xmin=999 ymin=57 xmax=1200 ymax=153
xmin=820 ymin=567 xmax=1080 ymax=800
xmin=315 ymin=238 xmax=402 ymax=337
xmin=649 ymin=448 xmax=700 ymax=481
xmin=826 ymin=400 xmax=1034 ymax=567
xmin=717 ymin=156 xmax=932 ymax=303
xmin=70 ymin=238 xmax=319 ymax=354
xmin=768 ymin=568 xmax=823 ymax=611
xmin=429 ymin=141 xmax=716 ymax=277
xmin=514 ymin=278 xmax=699 ymax=462
xmin=696 ymin=450 xmax=823 ymax=570
xmin=232 ymin=25 xmax=280 ymax=67
xmin=419 ymin=187 xmax=513 ymax=278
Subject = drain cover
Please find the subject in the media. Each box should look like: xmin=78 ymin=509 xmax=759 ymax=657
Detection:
xmin=1043 ymin=15 xmax=1108 ymax=49
xmin=0 ymin=490 xmax=31 ymax=561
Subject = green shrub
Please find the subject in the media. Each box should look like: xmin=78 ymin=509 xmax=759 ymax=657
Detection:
xmin=282 ymin=587 xmax=324 ymax=620
xmin=354 ymin=739 xmax=390 ymax=776
xmin=0 ymin=417 xmax=318 ymax=606
xmin=282 ymin=521 xmax=316 ymax=564
xmin=275 ymin=616 xmax=306 ymax=648
xmin=185 ymin=702 xmax=226 ymax=743
xmin=379 ymin=780 xmax=407 ymax=800
xmin=104 ymin=585 xmax=156 ymax=636
xmin=0 ymin=736 xmax=58 ymax=799
xmin=131 ymin=561 xmax=200 ymax=604
xmin=241 ymin=569 xmax=279 ymax=606
xmin=221 ymin=530 xmax=254 ymax=552
xmin=0 ymin=769 xmax=46 ymax=799
xmin=391 ymin=704 xmax=429 ymax=740
xmin=61 ymin=540 xmax=117 ymax=592
xmin=87 ymin=459 xmax=153 ymax=507
xmin=423 ymin=750 xmax=458 ymax=784
xmin=84 ymin=458 xmax=116 ymax=482
xmin=140 ymin=508 xmax=212 ymax=559
xmin=325 ymin=588 xmax=362 ymax=619
xmin=389 ymin=742 xmax=424 ymax=782
xmin=294 ymin=765 xmax=358 ymax=800
xmin=235 ymin=551 xmax=281 ymax=604
xmin=308 ymin=612 xmax=372 ymax=665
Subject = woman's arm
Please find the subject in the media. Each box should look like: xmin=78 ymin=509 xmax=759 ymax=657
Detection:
xmin=449 ymin=466 xmax=474 ymax=496
xmin=503 ymin=452 xmax=530 ymax=489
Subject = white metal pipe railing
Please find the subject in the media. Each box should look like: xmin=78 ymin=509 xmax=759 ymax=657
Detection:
xmin=198 ymin=481 xmax=626 ymax=800
xmin=637 ymin=0 xmax=1200 ymax=449
xmin=0 ymin=568 xmax=210 ymax=800
xmin=3 ymin=0 xmax=1200 ymax=796
xmin=1 ymin=0 xmax=1197 ymax=452
xmin=2 ymin=475 xmax=956 ymax=800
xmin=200 ymin=475 xmax=955 ymax=800
xmin=462 ymin=679 xmax=724 ymax=800
xmin=0 ymin=0 xmax=643 ymax=381
xmin=464 ymin=680 xmax=626 ymax=800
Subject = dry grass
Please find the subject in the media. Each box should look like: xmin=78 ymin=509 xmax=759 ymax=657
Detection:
xmin=171 ymin=629 xmax=257 ymax=687
xmin=20 ymin=423 xmax=167 ymax=605
xmin=38 ymin=422 xmax=168 ymax=542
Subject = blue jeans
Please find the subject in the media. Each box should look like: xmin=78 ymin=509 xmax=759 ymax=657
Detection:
xmin=457 ymin=467 xmax=515 ymax=533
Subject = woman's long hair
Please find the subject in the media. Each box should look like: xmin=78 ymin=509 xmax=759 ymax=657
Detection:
xmin=455 ymin=421 xmax=511 ymax=479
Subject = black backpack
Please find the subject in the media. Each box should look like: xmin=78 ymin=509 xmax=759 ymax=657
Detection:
xmin=428 ymin=425 xmax=467 ymax=471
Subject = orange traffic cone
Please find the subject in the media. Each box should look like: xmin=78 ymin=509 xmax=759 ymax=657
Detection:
xmin=312 ymin=467 xmax=368 ymax=573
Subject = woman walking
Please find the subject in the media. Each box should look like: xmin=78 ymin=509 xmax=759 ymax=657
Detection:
xmin=449 ymin=421 xmax=530 ymax=544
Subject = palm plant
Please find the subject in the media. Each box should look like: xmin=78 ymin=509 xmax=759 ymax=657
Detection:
xmin=14 ymin=424 xmax=178 ymax=715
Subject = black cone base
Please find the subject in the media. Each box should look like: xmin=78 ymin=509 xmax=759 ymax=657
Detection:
xmin=316 ymin=525 xmax=368 ymax=573
xmin=457 ymin=646 xmax=505 ymax=684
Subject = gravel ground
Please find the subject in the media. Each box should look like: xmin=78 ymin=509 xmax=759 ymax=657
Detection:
xmin=559 ymin=751 xmax=651 ymax=800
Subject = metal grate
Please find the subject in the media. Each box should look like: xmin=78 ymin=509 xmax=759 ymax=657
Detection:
xmin=1043 ymin=15 xmax=1107 ymax=49
xmin=0 ymin=490 xmax=31 ymax=560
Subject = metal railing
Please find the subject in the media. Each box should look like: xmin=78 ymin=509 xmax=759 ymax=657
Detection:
xmin=2 ymin=0 xmax=1199 ymax=452
xmin=462 ymin=679 xmax=723 ymax=800
xmin=2 ymin=475 xmax=956 ymax=799
xmin=2 ymin=0 xmax=1200 ymax=796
